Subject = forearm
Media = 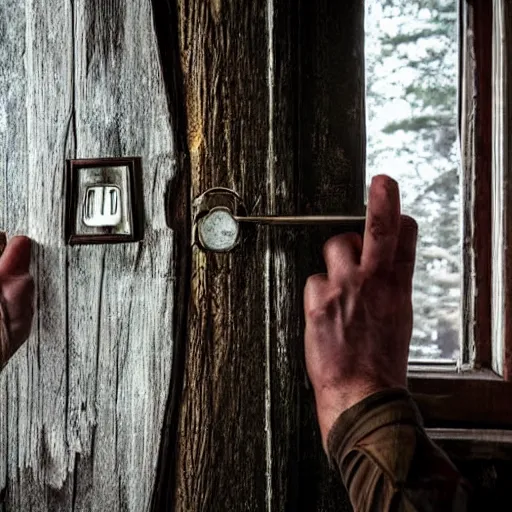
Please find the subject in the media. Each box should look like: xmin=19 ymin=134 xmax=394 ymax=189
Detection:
xmin=327 ymin=388 xmax=471 ymax=511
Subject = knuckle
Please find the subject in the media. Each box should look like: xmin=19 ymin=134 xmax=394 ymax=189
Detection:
xmin=305 ymin=287 xmax=342 ymax=323
xmin=304 ymin=275 xmax=327 ymax=316
xmin=323 ymin=236 xmax=340 ymax=256
xmin=368 ymin=215 xmax=391 ymax=239
xmin=305 ymin=303 xmax=330 ymax=323
xmin=323 ymin=233 xmax=362 ymax=262
xmin=323 ymin=235 xmax=347 ymax=258
xmin=304 ymin=274 xmax=326 ymax=294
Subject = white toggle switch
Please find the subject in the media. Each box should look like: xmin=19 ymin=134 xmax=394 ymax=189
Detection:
xmin=83 ymin=185 xmax=122 ymax=227
xmin=66 ymin=158 xmax=143 ymax=245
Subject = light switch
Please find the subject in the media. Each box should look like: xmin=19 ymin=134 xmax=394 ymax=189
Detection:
xmin=65 ymin=157 xmax=143 ymax=245
xmin=83 ymin=186 xmax=122 ymax=227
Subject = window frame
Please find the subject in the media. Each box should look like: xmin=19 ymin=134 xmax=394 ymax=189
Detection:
xmin=406 ymin=0 xmax=512 ymax=430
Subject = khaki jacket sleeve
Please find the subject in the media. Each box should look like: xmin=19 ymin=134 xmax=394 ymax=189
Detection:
xmin=327 ymin=388 xmax=471 ymax=512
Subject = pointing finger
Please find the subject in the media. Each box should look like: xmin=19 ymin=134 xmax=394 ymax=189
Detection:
xmin=361 ymin=175 xmax=401 ymax=274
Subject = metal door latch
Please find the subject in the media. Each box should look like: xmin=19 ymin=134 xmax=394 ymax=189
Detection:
xmin=193 ymin=188 xmax=366 ymax=252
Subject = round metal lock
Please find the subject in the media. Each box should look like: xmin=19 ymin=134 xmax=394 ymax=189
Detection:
xmin=192 ymin=187 xmax=248 ymax=252
xmin=197 ymin=206 xmax=241 ymax=252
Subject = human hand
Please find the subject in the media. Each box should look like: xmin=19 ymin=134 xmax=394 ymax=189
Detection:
xmin=0 ymin=233 xmax=35 ymax=370
xmin=304 ymin=175 xmax=418 ymax=449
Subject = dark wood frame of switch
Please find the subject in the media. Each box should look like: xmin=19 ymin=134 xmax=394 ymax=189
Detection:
xmin=65 ymin=157 xmax=144 ymax=245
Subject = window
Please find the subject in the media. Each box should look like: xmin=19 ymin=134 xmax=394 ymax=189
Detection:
xmin=367 ymin=0 xmax=512 ymax=430
xmin=365 ymin=0 xmax=461 ymax=362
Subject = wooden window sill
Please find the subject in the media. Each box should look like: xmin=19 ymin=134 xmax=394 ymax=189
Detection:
xmin=427 ymin=428 xmax=512 ymax=460
xmin=409 ymin=371 xmax=512 ymax=429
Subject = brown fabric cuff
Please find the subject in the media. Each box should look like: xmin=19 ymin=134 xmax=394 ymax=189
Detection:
xmin=326 ymin=387 xmax=424 ymax=471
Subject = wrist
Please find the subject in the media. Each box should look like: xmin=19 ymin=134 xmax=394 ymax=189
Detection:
xmin=314 ymin=382 xmax=400 ymax=449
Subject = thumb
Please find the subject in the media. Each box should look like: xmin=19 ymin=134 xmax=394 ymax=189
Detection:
xmin=0 ymin=236 xmax=32 ymax=277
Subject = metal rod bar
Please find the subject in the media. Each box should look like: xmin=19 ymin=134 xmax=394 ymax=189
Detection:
xmin=232 ymin=215 xmax=366 ymax=226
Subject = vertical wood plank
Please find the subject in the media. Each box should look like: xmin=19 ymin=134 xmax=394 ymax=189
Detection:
xmin=461 ymin=0 xmax=493 ymax=369
xmin=492 ymin=0 xmax=512 ymax=379
xmin=68 ymin=1 xmax=175 ymax=510
xmin=2 ymin=0 xmax=75 ymax=510
xmin=492 ymin=0 xmax=505 ymax=376
xmin=0 ymin=0 xmax=28 ymax=501
xmin=147 ymin=0 xmax=192 ymax=508
xmin=267 ymin=1 xmax=300 ymax=510
xmin=472 ymin=0 xmax=493 ymax=370
xmin=0 ymin=1 xmax=28 ymax=234
xmin=171 ymin=2 xmax=272 ymax=510
xmin=298 ymin=0 xmax=366 ymax=218
xmin=165 ymin=1 xmax=365 ymax=510
xmin=297 ymin=1 xmax=365 ymax=510
xmin=1 ymin=0 xmax=177 ymax=510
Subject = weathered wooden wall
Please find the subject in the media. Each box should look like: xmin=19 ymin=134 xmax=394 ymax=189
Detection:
xmin=1 ymin=0 xmax=368 ymax=510
xmin=150 ymin=1 xmax=365 ymax=511
xmin=8 ymin=1 xmax=509 ymax=512
xmin=0 ymin=1 xmax=175 ymax=510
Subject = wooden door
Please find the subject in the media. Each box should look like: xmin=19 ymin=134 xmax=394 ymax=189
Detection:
xmin=0 ymin=1 xmax=364 ymax=510
xmin=150 ymin=1 xmax=365 ymax=510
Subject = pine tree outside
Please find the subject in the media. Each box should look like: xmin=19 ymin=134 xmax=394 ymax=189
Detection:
xmin=365 ymin=0 xmax=460 ymax=360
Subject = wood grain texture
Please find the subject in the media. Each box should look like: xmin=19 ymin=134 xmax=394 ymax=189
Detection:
xmin=492 ymin=0 xmax=512 ymax=380
xmin=167 ymin=1 xmax=364 ymax=511
xmin=0 ymin=0 xmax=29 ymax=501
xmin=266 ymin=1 xmax=301 ymax=510
xmin=147 ymin=0 xmax=192 ymax=509
xmin=492 ymin=0 xmax=506 ymax=376
xmin=67 ymin=1 xmax=175 ymax=510
xmin=429 ymin=428 xmax=512 ymax=459
xmin=1 ymin=1 xmax=74 ymax=509
xmin=296 ymin=1 xmax=365 ymax=511
xmin=410 ymin=374 xmax=512 ymax=429
xmin=1 ymin=1 xmax=176 ymax=510
xmin=171 ymin=2 xmax=271 ymax=510
xmin=460 ymin=0 xmax=493 ymax=369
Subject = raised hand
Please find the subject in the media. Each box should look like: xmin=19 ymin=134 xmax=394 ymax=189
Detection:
xmin=304 ymin=175 xmax=418 ymax=449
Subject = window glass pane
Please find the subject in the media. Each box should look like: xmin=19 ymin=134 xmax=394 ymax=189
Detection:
xmin=365 ymin=0 xmax=460 ymax=361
